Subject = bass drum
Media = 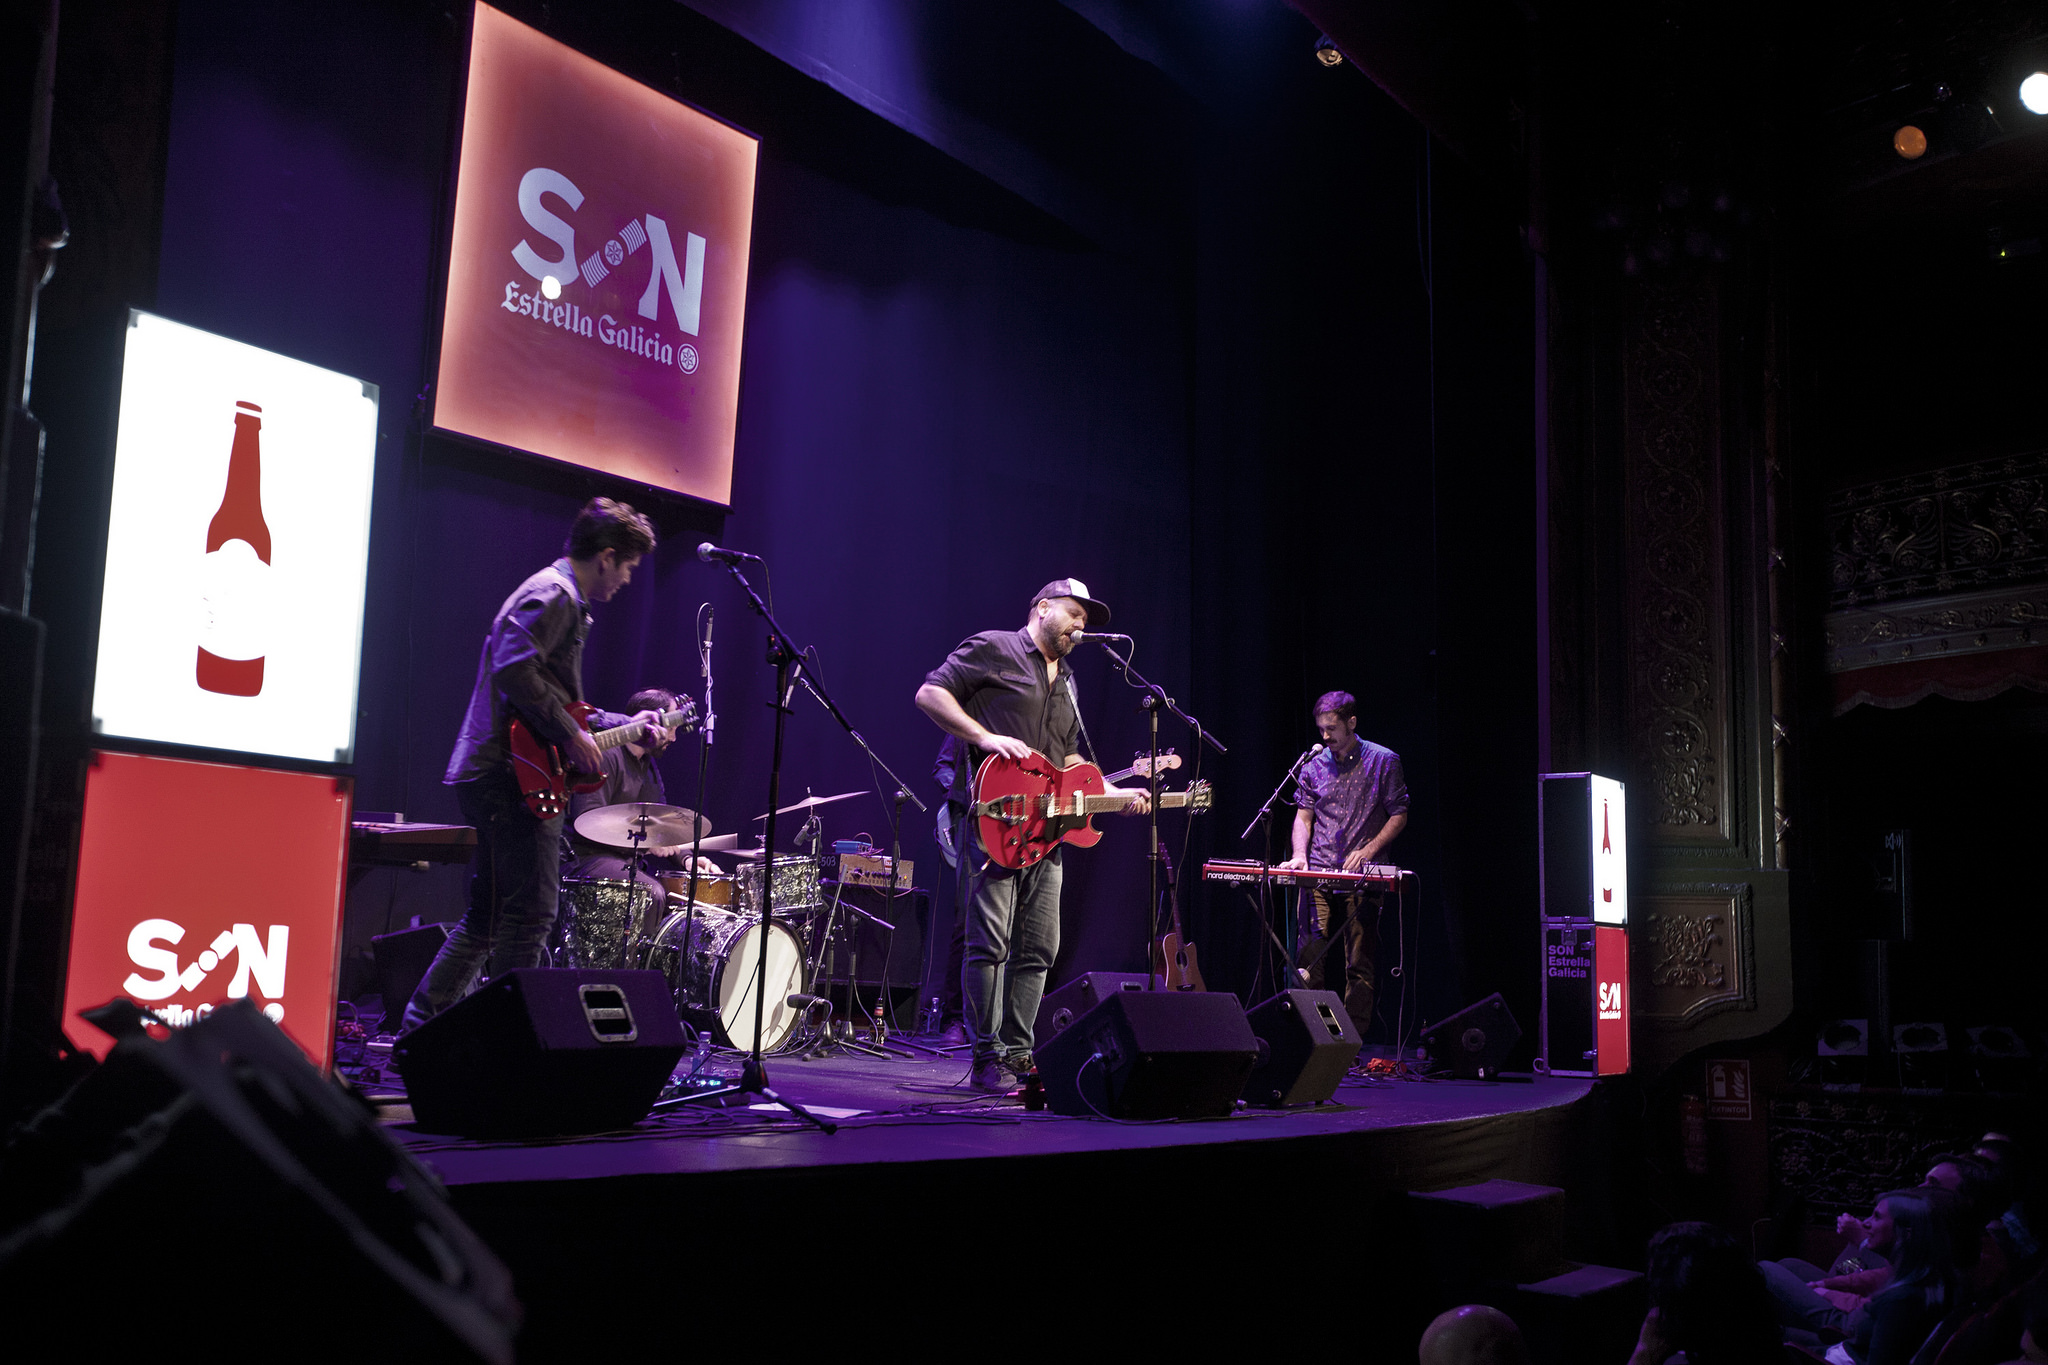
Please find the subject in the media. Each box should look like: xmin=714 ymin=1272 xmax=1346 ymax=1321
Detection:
xmin=645 ymin=906 xmax=805 ymax=1051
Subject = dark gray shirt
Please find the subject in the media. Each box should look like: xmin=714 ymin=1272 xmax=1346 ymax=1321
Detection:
xmin=923 ymin=627 xmax=1081 ymax=803
xmin=446 ymin=558 xmax=622 ymax=785
xmin=566 ymin=744 xmax=681 ymax=875
xmin=1296 ymin=739 xmax=1409 ymax=868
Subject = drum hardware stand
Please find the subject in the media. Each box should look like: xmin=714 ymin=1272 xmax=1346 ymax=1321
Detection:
xmin=679 ymin=606 xmax=717 ymax=1022
xmin=877 ymin=786 xmax=946 ymax=1056
xmin=618 ymin=810 xmax=663 ymax=970
xmin=798 ymin=883 xmax=916 ymax=1060
xmin=1082 ymin=638 xmax=1228 ymax=984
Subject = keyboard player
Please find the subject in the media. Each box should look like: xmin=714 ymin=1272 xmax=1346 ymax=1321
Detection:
xmin=1275 ymin=690 xmax=1409 ymax=1033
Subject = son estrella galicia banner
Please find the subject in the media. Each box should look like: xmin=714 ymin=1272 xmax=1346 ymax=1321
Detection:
xmin=433 ymin=2 xmax=757 ymax=505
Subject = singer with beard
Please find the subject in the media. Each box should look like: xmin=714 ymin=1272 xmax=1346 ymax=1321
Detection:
xmin=1276 ymin=690 xmax=1408 ymax=1033
xmin=914 ymin=578 xmax=1150 ymax=1093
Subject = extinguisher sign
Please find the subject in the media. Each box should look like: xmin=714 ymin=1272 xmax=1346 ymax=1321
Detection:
xmin=1706 ymin=1058 xmax=1753 ymax=1121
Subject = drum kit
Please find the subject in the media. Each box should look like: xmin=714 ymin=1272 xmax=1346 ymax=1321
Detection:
xmin=552 ymin=791 xmax=869 ymax=1052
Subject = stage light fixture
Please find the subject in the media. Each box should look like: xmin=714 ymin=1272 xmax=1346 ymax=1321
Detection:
xmin=2022 ymin=72 xmax=2048 ymax=115
xmin=1893 ymin=124 xmax=1928 ymax=159
xmin=1314 ymin=33 xmax=1343 ymax=67
xmin=540 ymin=274 xmax=562 ymax=300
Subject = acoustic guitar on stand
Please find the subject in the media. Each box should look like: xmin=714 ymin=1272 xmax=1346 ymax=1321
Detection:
xmin=508 ymin=698 xmax=699 ymax=819
xmin=972 ymin=748 xmax=1210 ymax=870
xmin=1151 ymin=837 xmax=1205 ymax=992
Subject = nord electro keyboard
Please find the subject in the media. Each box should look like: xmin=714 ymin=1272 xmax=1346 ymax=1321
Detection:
xmin=1201 ymin=859 xmax=1409 ymax=888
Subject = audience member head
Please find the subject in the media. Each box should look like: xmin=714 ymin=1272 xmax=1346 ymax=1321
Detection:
xmin=1925 ymin=1152 xmax=2011 ymax=1227
xmin=1643 ymin=1222 xmax=1782 ymax=1364
xmin=1872 ymin=1188 xmax=1961 ymax=1305
xmin=1418 ymin=1305 xmax=1528 ymax=1365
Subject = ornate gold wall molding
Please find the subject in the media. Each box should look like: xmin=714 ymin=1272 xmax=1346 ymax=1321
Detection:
xmin=1624 ymin=281 xmax=1732 ymax=841
xmin=1638 ymin=883 xmax=1754 ymax=1027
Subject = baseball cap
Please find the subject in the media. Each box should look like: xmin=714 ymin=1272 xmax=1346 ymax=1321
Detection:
xmin=1030 ymin=578 xmax=1111 ymax=628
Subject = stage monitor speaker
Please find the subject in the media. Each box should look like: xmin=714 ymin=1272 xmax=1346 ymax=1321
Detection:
xmin=0 ymin=1000 xmax=518 ymax=1361
xmin=1421 ymin=993 xmax=1522 ymax=1080
xmin=1243 ymin=989 xmax=1362 ymax=1106
xmin=395 ymin=969 xmax=685 ymax=1138
xmin=1034 ymin=971 xmax=1149 ymax=1043
xmin=371 ymin=921 xmax=450 ymax=1024
xmin=1037 ymin=990 xmax=1257 ymax=1120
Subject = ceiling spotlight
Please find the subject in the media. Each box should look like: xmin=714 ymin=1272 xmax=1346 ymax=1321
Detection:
xmin=2021 ymin=72 xmax=2048 ymax=116
xmin=1893 ymin=125 xmax=1928 ymax=159
xmin=541 ymin=274 xmax=562 ymax=300
xmin=1314 ymin=33 xmax=1344 ymax=67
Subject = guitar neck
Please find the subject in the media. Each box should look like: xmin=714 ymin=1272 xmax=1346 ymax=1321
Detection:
xmin=592 ymin=707 xmax=693 ymax=753
xmin=1077 ymin=791 xmax=1198 ymax=814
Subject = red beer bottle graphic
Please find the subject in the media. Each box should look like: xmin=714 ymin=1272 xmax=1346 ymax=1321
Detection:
xmin=196 ymin=401 xmax=273 ymax=696
xmin=1599 ymin=799 xmax=1613 ymax=903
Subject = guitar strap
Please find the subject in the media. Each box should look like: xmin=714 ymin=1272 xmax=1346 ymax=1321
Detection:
xmin=1060 ymin=670 xmax=1101 ymax=770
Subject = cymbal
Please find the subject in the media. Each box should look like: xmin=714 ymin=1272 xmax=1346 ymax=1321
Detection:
xmin=752 ymin=790 xmax=866 ymax=821
xmin=573 ymin=802 xmax=707 ymax=849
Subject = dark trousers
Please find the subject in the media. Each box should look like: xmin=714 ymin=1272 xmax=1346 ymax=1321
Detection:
xmin=402 ymin=771 xmax=562 ymax=1030
xmin=956 ymin=810 xmax=1062 ymax=1062
xmin=1300 ymin=888 xmax=1380 ymax=1034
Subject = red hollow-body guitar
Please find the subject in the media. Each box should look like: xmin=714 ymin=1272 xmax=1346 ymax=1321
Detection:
xmin=973 ymin=750 xmax=1211 ymax=870
xmin=508 ymin=698 xmax=699 ymax=819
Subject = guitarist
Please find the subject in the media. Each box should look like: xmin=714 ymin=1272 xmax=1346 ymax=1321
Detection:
xmin=1276 ymin=689 xmax=1409 ymax=1035
xmin=914 ymin=579 xmax=1150 ymax=1093
xmin=400 ymin=499 xmax=660 ymax=1031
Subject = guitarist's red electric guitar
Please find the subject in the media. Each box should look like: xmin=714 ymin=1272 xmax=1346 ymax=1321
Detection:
xmin=973 ymin=749 xmax=1211 ymax=870
xmin=508 ymin=698 xmax=700 ymax=819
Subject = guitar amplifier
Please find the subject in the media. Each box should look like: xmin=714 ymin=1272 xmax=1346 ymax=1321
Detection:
xmin=827 ymin=852 xmax=913 ymax=889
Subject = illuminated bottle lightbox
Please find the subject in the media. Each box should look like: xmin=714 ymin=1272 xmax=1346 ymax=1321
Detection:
xmin=92 ymin=310 xmax=378 ymax=764
xmin=1538 ymin=772 xmax=1631 ymax=1077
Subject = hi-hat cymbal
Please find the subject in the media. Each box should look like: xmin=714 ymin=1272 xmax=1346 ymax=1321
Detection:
xmin=752 ymin=790 xmax=866 ymax=821
xmin=573 ymin=802 xmax=707 ymax=849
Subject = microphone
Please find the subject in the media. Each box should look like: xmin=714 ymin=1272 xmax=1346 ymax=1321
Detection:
xmin=1072 ymin=630 xmax=1133 ymax=643
xmin=701 ymin=607 xmax=716 ymax=745
xmin=697 ymin=542 xmax=762 ymax=564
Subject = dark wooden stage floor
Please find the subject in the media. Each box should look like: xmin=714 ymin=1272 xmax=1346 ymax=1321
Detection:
xmin=371 ymin=1047 xmax=1601 ymax=1358
xmin=384 ymin=1047 xmax=1594 ymax=1187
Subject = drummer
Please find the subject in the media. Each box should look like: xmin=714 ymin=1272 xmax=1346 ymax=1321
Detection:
xmin=565 ymin=687 xmax=720 ymax=930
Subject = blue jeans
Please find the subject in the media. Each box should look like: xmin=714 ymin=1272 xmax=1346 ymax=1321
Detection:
xmin=401 ymin=771 xmax=563 ymax=1030
xmin=957 ymin=811 xmax=1062 ymax=1063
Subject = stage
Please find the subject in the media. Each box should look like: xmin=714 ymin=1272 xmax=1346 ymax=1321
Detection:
xmin=371 ymin=1047 xmax=1602 ymax=1353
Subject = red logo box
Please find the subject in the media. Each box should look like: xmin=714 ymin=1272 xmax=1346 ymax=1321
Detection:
xmin=62 ymin=752 xmax=352 ymax=1070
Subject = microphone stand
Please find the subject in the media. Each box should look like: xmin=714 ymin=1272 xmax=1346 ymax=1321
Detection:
xmin=785 ymin=673 xmax=937 ymax=1056
xmin=684 ymin=565 xmax=835 ymax=1134
xmin=681 ymin=609 xmax=715 ymax=1050
xmin=695 ymin=557 xmax=928 ymax=1131
xmin=1243 ymin=746 xmax=1319 ymax=999
xmin=1084 ymin=638 xmax=1227 ymax=989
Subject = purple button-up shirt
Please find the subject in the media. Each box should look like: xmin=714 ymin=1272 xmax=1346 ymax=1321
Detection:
xmin=1295 ymin=739 xmax=1408 ymax=868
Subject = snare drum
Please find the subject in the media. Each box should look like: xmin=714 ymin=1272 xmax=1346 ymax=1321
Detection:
xmin=555 ymin=876 xmax=662 ymax=970
xmin=644 ymin=905 xmax=806 ymax=1050
xmin=652 ymin=868 xmax=735 ymax=906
